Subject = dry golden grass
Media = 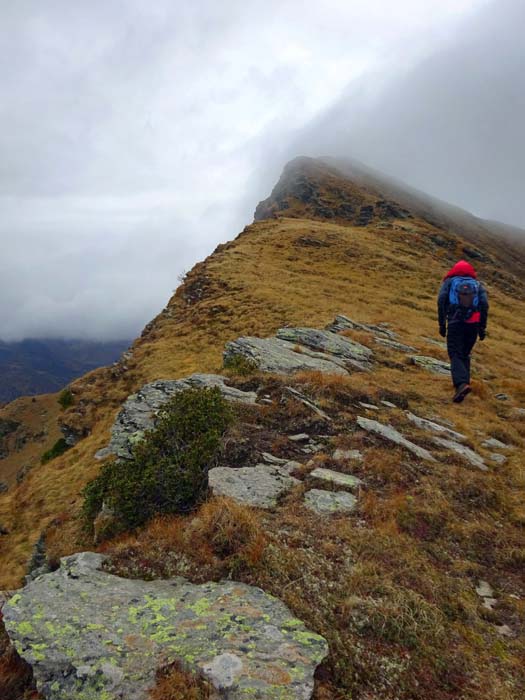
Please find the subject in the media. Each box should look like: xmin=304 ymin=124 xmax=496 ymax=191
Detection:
xmin=148 ymin=661 xmax=212 ymax=700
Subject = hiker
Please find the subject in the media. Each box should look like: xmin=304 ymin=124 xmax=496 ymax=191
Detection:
xmin=437 ymin=260 xmax=488 ymax=403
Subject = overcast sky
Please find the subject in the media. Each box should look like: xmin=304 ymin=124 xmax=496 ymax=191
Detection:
xmin=1 ymin=0 xmax=522 ymax=341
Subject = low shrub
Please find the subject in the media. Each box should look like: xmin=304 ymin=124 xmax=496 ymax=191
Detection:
xmin=40 ymin=438 xmax=69 ymax=465
xmin=57 ymin=388 xmax=74 ymax=410
xmin=223 ymin=353 xmax=258 ymax=376
xmin=82 ymin=387 xmax=233 ymax=533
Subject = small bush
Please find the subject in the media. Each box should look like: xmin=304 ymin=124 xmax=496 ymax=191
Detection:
xmin=57 ymin=388 xmax=74 ymax=410
xmin=41 ymin=438 xmax=69 ymax=465
xmin=223 ymin=353 xmax=258 ymax=376
xmin=82 ymin=387 xmax=233 ymax=533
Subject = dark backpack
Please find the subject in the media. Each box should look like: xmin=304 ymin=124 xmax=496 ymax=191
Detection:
xmin=448 ymin=276 xmax=480 ymax=319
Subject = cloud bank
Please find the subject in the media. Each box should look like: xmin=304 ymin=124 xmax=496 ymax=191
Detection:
xmin=2 ymin=0 xmax=522 ymax=341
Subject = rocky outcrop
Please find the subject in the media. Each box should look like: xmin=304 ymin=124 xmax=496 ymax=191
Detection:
xmin=405 ymin=412 xmax=466 ymax=442
xmin=357 ymin=416 xmax=436 ymax=462
xmin=3 ymin=552 xmax=328 ymax=700
xmin=108 ymin=374 xmax=257 ymax=459
xmin=276 ymin=328 xmax=373 ymax=368
xmin=224 ymin=326 xmax=374 ymax=377
xmin=225 ymin=337 xmax=349 ymax=376
xmin=431 ymin=436 xmax=487 ymax=471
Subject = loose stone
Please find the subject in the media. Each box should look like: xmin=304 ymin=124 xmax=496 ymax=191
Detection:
xmin=304 ymin=489 xmax=357 ymax=515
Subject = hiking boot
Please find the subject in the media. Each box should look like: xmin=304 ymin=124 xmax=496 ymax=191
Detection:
xmin=453 ymin=383 xmax=471 ymax=403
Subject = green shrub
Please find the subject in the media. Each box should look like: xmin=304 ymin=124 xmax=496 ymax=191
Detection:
xmin=82 ymin=387 xmax=233 ymax=533
xmin=58 ymin=388 xmax=74 ymax=409
xmin=41 ymin=438 xmax=70 ymax=464
xmin=223 ymin=353 xmax=258 ymax=376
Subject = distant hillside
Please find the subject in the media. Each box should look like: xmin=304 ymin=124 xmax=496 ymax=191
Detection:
xmin=0 ymin=338 xmax=131 ymax=403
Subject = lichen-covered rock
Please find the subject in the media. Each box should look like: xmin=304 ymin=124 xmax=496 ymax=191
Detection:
xmin=304 ymin=489 xmax=357 ymax=514
xmin=326 ymin=315 xmax=398 ymax=340
xmin=409 ymin=355 xmax=451 ymax=375
xmin=405 ymin=412 xmax=467 ymax=442
xmin=357 ymin=416 xmax=436 ymax=462
xmin=309 ymin=468 xmax=363 ymax=491
xmin=208 ymin=464 xmax=300 ymax=508
xmin=431 ymin=436 xmax=487 ymax=471
xmin=109 ymin=374 xmax=257 ymax=459
xmin=3 ymin=552 xmax=328 ymax=700
xmin=224 ymin=337 xmax=350 ymax=376
xmin=275 ymin=328 xmax=372 ymax=368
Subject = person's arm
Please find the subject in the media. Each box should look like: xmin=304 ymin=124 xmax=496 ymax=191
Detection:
xmin=437 ymin=280 xmax=450 ymax=335
xmin=478 ymin=283 xmax=489 ymax=338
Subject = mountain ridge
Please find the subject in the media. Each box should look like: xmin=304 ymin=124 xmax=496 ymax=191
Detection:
xmin=0 ymin=156 xmax=524 ymax=699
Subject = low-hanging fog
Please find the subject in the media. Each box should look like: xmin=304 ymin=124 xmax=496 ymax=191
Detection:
xmin=1 ymin=0 xmax=523 ymax=342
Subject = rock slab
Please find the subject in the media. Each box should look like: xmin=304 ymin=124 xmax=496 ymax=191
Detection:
xmin=3 ymin=552 xmax=328 ymax=700
xmin=109 ymin=374 xmax=257 ymax=459
xmin=224 ymin=337 xmax=350 ymax=376
xmin=431 ymin=436 xmax=487 ymax=471
xmin=209 ymin=464 xmax=300 ymax=508
xmin=357 ymin=416 xmax=436 ymax=462
xmin=406 ymin=412 xmax=467 ymax=442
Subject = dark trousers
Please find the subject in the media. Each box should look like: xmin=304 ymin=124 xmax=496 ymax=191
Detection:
xmin=447 ymin=322 xmax=479 ymax=387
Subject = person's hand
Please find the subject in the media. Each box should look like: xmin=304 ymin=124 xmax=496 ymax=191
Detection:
xmin=439 ymin=325 xmax=446 ymax=338
xmin=479 ymin=329 xmax=486 ymax=341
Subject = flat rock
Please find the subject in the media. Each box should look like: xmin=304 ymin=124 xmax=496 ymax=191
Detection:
xmin=276 ymin=327 xmax=373 ymax=369
xmin=109 ymin=374 xmax=257 ymax=459
xmin=289 ymin=433 xmax=310 ymax=442
xmin=431 ymin=436 xmax=487 ymax=471
xmin=359 ymin=402 xmax=379 ymax=410
xmin=476 ymin=580 xmax=494 ymax=598
xmin=375 ymin=338 xmax=416 ymax=353
xmin=309 ymin=468 xmax=363 ymax=490
xmin=406 ymin=412 xmax=467 ymax=442
xmin=482 ymin=437 xmax=512 ymax=450
xmin=208 ymin=464 xmax=300 ymax=508
xmin=490 ymin=453 xmax=507 ymax=465
xmin=495 ymin=393 xmax=510 ymax=401
xmin=224 ymin=337 xmax=349 ymax=377
xmin=380 ymin=400 xmax=397 ymax=408
xmin=357 ymin=416 xmax=436 ymax=462
xmin=3 ymin=553 xmax=327 ymax=700
xmin=409 ymin=355 xmax=451 ymax=375
xmin=333 ymin=449 xmax=363 ymax=462
xmin=304 ymin=489 xmax=357 ymax=515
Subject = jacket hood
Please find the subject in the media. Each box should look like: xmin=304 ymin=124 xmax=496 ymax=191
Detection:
xmin=443 ymin=260 xmax=477 ymax=280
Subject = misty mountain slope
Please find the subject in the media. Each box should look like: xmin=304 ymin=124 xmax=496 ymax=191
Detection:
xmin=0 ymin=158 xmax=524 ymax=699
xmin=0 ymin=338 xmax=131 ymax=404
